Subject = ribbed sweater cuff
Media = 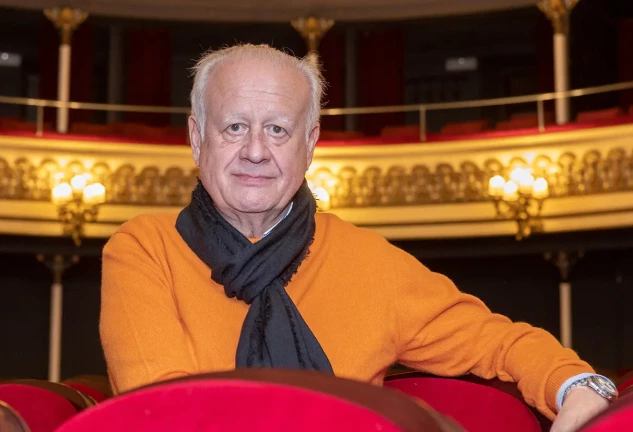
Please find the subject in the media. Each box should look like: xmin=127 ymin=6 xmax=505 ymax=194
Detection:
xmin=546 ymin=365 xmax=596 ymax=414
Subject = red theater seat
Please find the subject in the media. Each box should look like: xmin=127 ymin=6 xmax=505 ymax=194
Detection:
xmin=385 ymin=373 xmax=543 ymax=432
xmin=62 ymin=375 xmax=112 ymax=401
xmin=319 ymin=130 xmax=365 ymax=140
xmin=56 ymin=369 xmax=460 ymax=432
xmin=380 ymin=124 xmax=420 ymax=139
xmin=4 ymin=380 xmax=95 ymax=411
xmin=0 ymin=384 xmax=77 ymax=432
xmin=576 ymin=107 xmax=624 ymax=124
xmin=578 ymin=392 xmax=633 ymax=431
xmin=496 ymin=112 xmax=555 ymax=130
xmin=0 ymin=401 xmax=30 ymax=432
xmin=617 ymin=371 xmax=633 ymax=394
xmin=440 ymin=120 xmax=489 ymax=135
xmin=63 ymin=383 xmax=107 ymax=403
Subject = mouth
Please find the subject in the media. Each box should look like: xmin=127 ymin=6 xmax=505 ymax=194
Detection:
xmin=233 ymin=174 xmax=275 ymax=185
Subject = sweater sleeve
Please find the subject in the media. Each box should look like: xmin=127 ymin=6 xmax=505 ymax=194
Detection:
xmin=392 ymin=249 xmax=593 ymax=420
xmin=100 ymin=228 xmax=196 ymax=394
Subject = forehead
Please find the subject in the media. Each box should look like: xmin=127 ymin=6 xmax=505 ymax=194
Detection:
xmin=206 ymin=57 xmax=310 ymax=116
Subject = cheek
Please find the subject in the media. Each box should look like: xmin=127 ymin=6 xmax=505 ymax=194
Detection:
xmin=275 ymin=145 xmax=308 ymax=175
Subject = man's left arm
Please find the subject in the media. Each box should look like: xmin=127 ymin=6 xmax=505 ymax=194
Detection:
xmin=392 ymin=250 xmax=612 ymax=425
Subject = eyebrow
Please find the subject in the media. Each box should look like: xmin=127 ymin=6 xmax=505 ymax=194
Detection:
xmin=219 ymin=112 xmax=296 ymax=127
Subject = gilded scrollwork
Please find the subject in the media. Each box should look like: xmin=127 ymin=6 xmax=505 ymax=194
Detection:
xmin=0 ymin=147 xmax=632 ymax=208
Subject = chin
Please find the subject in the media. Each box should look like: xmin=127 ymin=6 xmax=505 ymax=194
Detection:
xmin=228 ymin=193 xmax=279 ymax=214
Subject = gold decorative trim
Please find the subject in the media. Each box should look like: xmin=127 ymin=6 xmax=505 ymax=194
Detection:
xmin=2 ymin=123 xmax=633 ymax=240
xmin=0 ymin=148 xmax=631 ymax=209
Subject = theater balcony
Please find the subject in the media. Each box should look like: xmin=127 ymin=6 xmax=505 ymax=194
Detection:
xmin=1 ymin=82 xmax=633 ymax=243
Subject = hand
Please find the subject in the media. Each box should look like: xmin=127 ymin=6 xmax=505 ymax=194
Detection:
xmin=551 ymin=387 xmax=609 ymax=432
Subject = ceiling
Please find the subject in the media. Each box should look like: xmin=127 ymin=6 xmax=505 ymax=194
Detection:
xmin=0 ymin=0 xmax=537 ymax=22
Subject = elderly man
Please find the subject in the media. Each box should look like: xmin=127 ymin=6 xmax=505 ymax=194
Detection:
xmin=101 ymin=44 xmax=615 ymax=431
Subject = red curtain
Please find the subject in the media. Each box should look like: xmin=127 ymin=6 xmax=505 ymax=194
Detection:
xmin=124 ymin=28 xmax=171 ymax=125
xmin=357 ymin=28 xmax=405 ymax=136
xmin=319 ymin=29 xmax=345 ymax=131
xmin=618 ymin=19 xmax=633 ymax=110
xmin=69 ymin=23 xmax=94 ymax=124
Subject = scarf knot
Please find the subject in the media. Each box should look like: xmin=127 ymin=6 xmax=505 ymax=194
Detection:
xmin=176 ymin=180 xmax=333 ymax=372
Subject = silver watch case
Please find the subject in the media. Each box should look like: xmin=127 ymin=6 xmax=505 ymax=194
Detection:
xmin=565 ymin=375 xmax=618 ymax=404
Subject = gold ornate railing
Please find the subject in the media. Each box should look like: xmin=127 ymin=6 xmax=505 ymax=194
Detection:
xmin=1 ymin=123 xmax=633 ymax=240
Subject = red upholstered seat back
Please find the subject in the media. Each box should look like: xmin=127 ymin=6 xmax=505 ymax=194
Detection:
xmin=576 ymin=107 xmax=624 ymax=123
xmin=385 ymin=376 xmax=541 ymax=432
xmin=64 ymin=383 xmax=107 ymax=403
xmin=617 ymin=371 xmax=633 ymax=393
xmin=440 ymin=120 xmax=489 ymax=135
xmin=0 ymin=384 xmax=77 ymax=432
xmin=0 ymin=401 xmax=30 ymax=432
xmin=57 ymin=379 xmax=419 ymax=432
xmin=579 ymin=392 xmax=633 ymax=431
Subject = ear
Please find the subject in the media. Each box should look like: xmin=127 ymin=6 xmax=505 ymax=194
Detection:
xmin=305 ymin=123 xmax=320 ymax=168
xmin=188 ymin=116 xmax=202 ymax=167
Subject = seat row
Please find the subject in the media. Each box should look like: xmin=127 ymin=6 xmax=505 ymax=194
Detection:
xmin=1 ymin=369 xmax=632 ymax=431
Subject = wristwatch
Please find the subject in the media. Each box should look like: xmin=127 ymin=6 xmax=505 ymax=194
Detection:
xmin=562 ymin=375 xmax=618 ymax=406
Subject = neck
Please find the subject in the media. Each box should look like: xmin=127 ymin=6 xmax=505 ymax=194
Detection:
xmin=217 ymin=203 xmax=291 ymax=238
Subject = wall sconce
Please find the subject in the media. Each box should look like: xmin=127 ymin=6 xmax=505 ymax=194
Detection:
xmin=487 ymin=167 xmax=549 ymax=240
xmin=307 ymin=180 xmax=331 ymax=211
xmin=51 ymin=173 xmax=106 ymax=246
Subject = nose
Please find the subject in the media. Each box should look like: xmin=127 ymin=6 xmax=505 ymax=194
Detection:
xmin=239 ymin=128 xmax=271 ymax=164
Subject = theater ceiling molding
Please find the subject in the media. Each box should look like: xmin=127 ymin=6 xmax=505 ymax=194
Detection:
xmin=0 ymin=0 xmax=536 ymax=22
xmin=2 ymin=123 xmax=633 ymax=241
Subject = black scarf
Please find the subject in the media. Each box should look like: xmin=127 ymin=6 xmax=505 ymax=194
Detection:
xmin=176 ymin=180 xmax=333 ymax=373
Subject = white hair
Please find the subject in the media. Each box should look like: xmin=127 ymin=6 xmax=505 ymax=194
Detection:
xmin=190 ymin=44 xmax=325 ymax=140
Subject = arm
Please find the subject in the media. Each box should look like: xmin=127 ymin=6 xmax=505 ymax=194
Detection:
xmin=100 ymin=229 xmax=197 ymax=394
xmin=392 ymin=250 xmax=593 ymax=420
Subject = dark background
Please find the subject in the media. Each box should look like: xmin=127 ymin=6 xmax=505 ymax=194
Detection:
xmin=1 ymin=227 xmax=632 ymax=380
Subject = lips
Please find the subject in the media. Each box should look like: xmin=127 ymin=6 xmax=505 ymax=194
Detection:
xmin=233 ymin=174 xmax=274 ymax=185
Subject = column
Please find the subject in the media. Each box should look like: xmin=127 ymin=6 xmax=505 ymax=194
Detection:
xmin=537 ymin=0 xmax=579 ymax=125
xmin=545 ymin=251 xmax=583 ymax=349
xmin=291 ymin=16 xmax=334 ymax=65
xmin=107 ymin=24 xmax=123 ymax=124
xmin=44 ymin=7 xmax=88 ymax=133
xmin=344 ymin=28 xmax=358 ymax=132
xmin=37 ymin=254 xmax=79 ymax=382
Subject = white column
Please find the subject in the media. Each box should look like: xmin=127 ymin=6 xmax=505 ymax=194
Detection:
xmin=48 ymin=281 xmax=64 ymax=382
xmin=37 ymin=253 xmax=78 ymax=383
xmin=538 ymin=1 xmax=578 ymax=125
xmin=344 ymin=28 xmax=357 ymax=132
xmin=553 ymin=30 xmax=570 ymax=125
xmin=44 ymin=7 xmax=88 ymax=134
xmin=559 ymin=281 xmax=572 ymax=349
xmin=57 ymin=43 xmax=71 ymax=133
xmin=107 ymin=24 xmax=123 ymax=124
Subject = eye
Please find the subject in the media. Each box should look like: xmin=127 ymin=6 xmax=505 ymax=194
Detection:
xmin=268 ymin=125 xmax=287 ymax=136
xmin=227 ymin=123 xmax=245 ymax=133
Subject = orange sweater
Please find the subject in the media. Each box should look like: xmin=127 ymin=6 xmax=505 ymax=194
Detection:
xmin=100 ymin=212 xmax=593 ymax=419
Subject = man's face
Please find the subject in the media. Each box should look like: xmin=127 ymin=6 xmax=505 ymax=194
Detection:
xmin=189 ymin=58 xmax=319 ymax=217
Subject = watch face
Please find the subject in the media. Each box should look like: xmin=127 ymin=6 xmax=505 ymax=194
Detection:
xmin=594 ymin=376 xmax=617 ymax=394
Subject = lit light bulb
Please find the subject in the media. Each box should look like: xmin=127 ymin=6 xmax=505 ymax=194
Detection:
xmin=532 ymin=177 xmax=549 ymax=199
xmin=313 ymin=187 xmax=331 ymax=210
xmin=502 ymin=180 xmax=519 ymax=201
xmin=488 ymin=175 xmax=505 ymax=198
xmin=52 ymin=182 xmax=73 ymax=205
xmin=518 ymin=173 xmax=534 ymax=194
xmin=83 ymin=183 xmax=106 ymax=205
xmin=70 ymin=174 xmax=88 ymax=192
